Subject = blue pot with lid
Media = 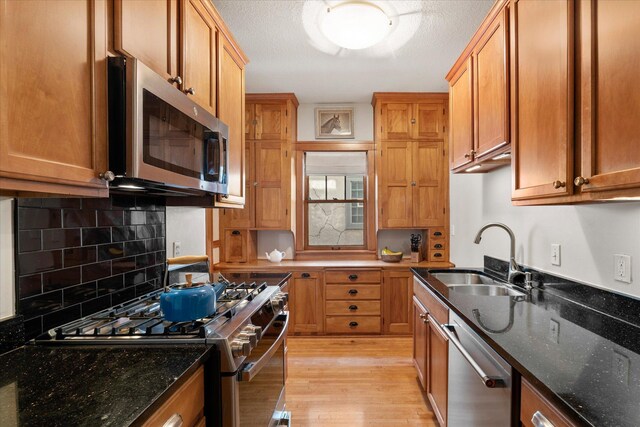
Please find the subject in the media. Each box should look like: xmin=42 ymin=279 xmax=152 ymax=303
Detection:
xmin=160 ymin=272 xmax=217 ymax=322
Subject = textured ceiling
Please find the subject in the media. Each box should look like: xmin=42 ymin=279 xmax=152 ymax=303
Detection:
xmin=212 ymin=0 xmax=493 ymax=103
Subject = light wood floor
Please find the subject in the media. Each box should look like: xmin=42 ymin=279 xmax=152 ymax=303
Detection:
xmin=286 ymin=337 xmax=438 ymax=426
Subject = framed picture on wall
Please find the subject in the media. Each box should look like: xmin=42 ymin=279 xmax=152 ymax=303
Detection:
xmin=315 ymin=107 xmax=355 ymax=139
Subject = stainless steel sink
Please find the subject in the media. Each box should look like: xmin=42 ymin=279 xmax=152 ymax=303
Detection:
xmin=430 ymin=272 xmax=499 ymax=285
xmin=447 ymin=284 xmax=525 ymax=297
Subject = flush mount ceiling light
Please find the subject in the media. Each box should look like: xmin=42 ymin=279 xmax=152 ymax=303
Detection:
xmin=321 ymin=1 xmax=392 ymax=50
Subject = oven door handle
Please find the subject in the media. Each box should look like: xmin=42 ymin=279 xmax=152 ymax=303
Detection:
xmin=239 ymin=312 xmax=289 ymax=382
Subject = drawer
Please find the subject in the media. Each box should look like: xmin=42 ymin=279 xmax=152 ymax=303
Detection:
xmin=429 ymin=228 xmax=446 ymax=240
xmin=143 ymin=366 xmax=204 ymax=427
xmin=521 ymin=379 xmax=577 ymax=427
xmin=326 ymin=300 xmax=381 ymax=316
xmin=292 ymin=271 xmax=321 ymax=280
xmin=326 ymin=284 xmax=381 ymax=300
xmin=325 ymin=270 xmax=381 ymax=284
xmin=428 ymin=249 xmax=449 ymax=262
xmin=413 ymin=278 xmax=448 ymax=324
xmin=429 ymin=241 xmax=446 ymax=251
xmin=326 ymin=316 xmax=381 ymax=334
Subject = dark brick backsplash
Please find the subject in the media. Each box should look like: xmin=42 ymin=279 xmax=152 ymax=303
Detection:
xmin=15 ymin=196 xmax=165 ymax=340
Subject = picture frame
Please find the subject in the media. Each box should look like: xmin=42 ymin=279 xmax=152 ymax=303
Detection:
xmin=315 ymin=107 xmax=355 ymax=139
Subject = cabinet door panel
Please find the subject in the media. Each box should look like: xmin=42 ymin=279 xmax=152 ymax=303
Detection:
xmin=222 ymin=146 xmax=252 ymax=228
xmin=380 ymin=142 xmax=412 ymax=228
xmin=474 ymin=9 xmax=509 ymax=159
xmin=413 ymin=141 xmax=444 ymax=227
xmin=218 ymin=35 xmax=246 ymax=204
xmin=381 ymin=103 xmax=413 ymax=140
xmin=0 ymin=0 xmax=107 ymax=195
xmin=245 ymin=103 xmax=255 ymax=140
xmin=428 ymin=315 xmax=448 ymax=427
xmin=579 ymin=0 xmax=640 ymax=193
xmin=255 ymin=142 xmax=287 ymax=228
xmin=414 ymin=103 xmax=444 ymax=140
xmin=511 ymin=0 xmax=573 ymax=200
xmin=290 ymin=272 xmax=324 ymax=334
xmin=182 ymin=0 xmax=217 ymax=115
xmin=413 ymin=297 xmax=428 ymax=390
xmin=383 ymin=271 xmax=412 ymax=334
xmin=114 ymin=0 xmax=178 ymax=81
xmin=255 ymin=104 xmax=287 ymax=140
xmin=450 ymin=58 xmax=474 ymax=170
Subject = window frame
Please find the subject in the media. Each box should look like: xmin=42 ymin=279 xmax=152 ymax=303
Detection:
xmin=295 ymin=142 xmax=376 ymax=255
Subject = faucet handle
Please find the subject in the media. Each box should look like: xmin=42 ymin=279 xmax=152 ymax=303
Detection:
xmin=524 ymin=272 xmax=535 ymax=290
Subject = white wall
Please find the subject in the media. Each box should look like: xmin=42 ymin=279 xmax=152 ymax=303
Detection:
xmin=0 ymin=197 xmax=15 ymax=320
xmin=297 ymin=103 xmax=373 ymax=141
xmin=450 ymin=166 xmax=640 ymax=298
xmin=165 ymin=207 xmax=207 ymax=258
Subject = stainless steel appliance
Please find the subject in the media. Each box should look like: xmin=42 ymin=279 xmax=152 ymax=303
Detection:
xmin=36 ymin=268 xmax=291 ymax=427
xmin=107 ymin=56 xmax=229 ymax=196
xmin=442 ymin=311 xmax=513 ymax=426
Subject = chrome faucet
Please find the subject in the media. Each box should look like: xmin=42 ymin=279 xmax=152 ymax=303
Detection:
xmin=473 ymin=223 xmax=524 ymax=284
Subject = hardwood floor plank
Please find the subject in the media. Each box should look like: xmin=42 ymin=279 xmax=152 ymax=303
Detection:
xmin=286 ymin=337 xmax=438 ymax=427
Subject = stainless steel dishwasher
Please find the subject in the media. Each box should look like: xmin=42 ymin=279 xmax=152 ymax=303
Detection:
xmin=443 ymin=311 xmax=513 ymax=426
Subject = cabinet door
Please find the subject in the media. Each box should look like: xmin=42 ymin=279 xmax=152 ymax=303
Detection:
xmin=223 ymin=229 xmax=247 ymax=262
xmin=255 ymin=104 xmax=287 ymax=140
xmin=0 ymin=0 xmax=108 ymax=196
xmin=255 ymin=142 xmax=288 ymax=229
xmin=511 ymin=0 xmax=574 ymax=200
xmin=428 ymin=314 xmax=448 ymax=427
xmin=218 ymin=34 xmax=246 ymax=204
xmin=412 ymin=297 xmax=429 ymax=390
xmin=221 ymin=145 xmax=253 ymax=228
xmin=381 ymin=103 xmax=413 ymax=140
xmin=379 ymin=142 xmax=413 ymax=228
xmin=578 ymin=0 xmax=640 ymax=193
xmin=290 ymin=272 xmax=324 ymax=334
xmin=413 ymin=103 xmax=445 ymax=140
xmin=474 ymin=9 xmax=509 ymax=160
xmin=181 ymin=0 xmax=217 ymax=115
xmin=413 ymin=141 xmax=445 ymax=228
xmin=245 ymin=103 xmax=255 ymax=140
xmin=114 ymin=0 xmax=179 ymax=83
xmin=383 ymin=271 xmax=413 ymax=335
xmin=449 ymin=57 xmax=474 ymax=170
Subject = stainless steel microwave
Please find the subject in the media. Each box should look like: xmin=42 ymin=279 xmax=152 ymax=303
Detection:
xmin=107 ymin=56 xmax=228 ymax=196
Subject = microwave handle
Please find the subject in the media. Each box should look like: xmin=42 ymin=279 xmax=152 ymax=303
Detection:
xmin=239 ymin=313 xmax=289 ymax=382
xmin=219 ymin=133 xmax=228 ymax=187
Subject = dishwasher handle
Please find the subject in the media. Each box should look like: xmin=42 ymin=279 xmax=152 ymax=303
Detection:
xmin=442 ymin=323 xmax=506 ymax=389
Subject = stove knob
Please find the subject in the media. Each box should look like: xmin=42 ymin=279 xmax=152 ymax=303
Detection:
xmin=245 ymin=325 xmax=263 ymax=340
xmin=277 ymin=292 xmax=289 ymax=304
xmin=231 ymin=339 xmax=252 ymax=358
xmin=272 ymin=298 xmax=285 ymax=311
xmin=237 ymin=332 xmax=257 ymax=348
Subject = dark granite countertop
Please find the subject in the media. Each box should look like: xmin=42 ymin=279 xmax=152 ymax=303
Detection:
xmin=412 ymin=264 xmax=640 ymax=427
xmin=0 ymin=344 xmax=211 ymax=427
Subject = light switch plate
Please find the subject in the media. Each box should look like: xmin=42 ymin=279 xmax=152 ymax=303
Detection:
xmin=551 ymin=244 xmax=561 ymax=266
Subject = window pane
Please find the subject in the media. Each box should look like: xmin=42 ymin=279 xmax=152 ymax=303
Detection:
xmin=308 ymin=175 xmax=326 ymax=200
xmin=347 ymin=177 xmax=365 ymax=200
xmin=308 ymin=203 xmax=364 ymax=246
xmin=326 ymin=176 xmax=345 ymax=200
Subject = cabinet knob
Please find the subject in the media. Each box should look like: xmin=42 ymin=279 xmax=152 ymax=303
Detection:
xmin=348 ymin=289 xmax=358 ymax=295
xmin=301 ymin=272 xmax=310 ymax=278
xmin=162 ymin=413 xmax=183 ymax=427
xmin=231 ymin=230 xmax=241 ymax=235
xmin=411 ymin=118 xmax=416 ymax=124
xmin=433 ymin=231 xmax=443 ymax=237
xmin=169 ymin=76 xmax=182 ymax=85
xmin=348 ymin=274 xmax=358 ymax=280
xmin=411 ymin=181 xmax=417 ymax=186
xmin=419 ymin=313 xmax=426 ymax=319
xmin=423 ymin=318 xmax=430 ymax=324
xmin=464 ymin=150 xmax=476 ymax=159
xmin=349 ymin=321 xmax=359 ymax=327
xmin=434 ymin=244 xmax=443 ymax=249
xmin=433 ymin=253 xmax=443 ymax=258
xmin=574 ymin=176 xmax=590 ymax=186
xmin=185 ymin=87 xmax=195 ymax=95
xmin=252 ymin=119 xmax=258 ymax=125
xmin=99 ymin=171 xmax=115 ymax=182
xmin=552 ymin=180 xmax=566 ymax=189
xmin=253 ymin=182 xmax=258 ymax=187
xmin=348 ymin=305 xmax=358 ymax=311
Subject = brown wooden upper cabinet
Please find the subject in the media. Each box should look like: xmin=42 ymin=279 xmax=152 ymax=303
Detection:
xmin=245 ymin=102 xmax=291 ymax=141
xmin=447 ymin=1 xmax=510 ymax=173
xmin=374 ymin=93 xmax=448 ymax=231
xmin=0 ymin=0 xmax=109 ymax=197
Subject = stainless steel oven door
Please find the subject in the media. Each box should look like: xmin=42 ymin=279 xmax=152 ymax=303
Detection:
xmin=222 ymin=313 xmax=290 ymax=427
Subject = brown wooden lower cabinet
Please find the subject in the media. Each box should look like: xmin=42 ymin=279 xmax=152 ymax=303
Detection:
xmin=325 ymin=316 xmax=381 ymax=334
xmin=383 ymin=270 xmax=413 ymax=334
xmin=289 ymin=271 xmax=324 ymax=335
xmin=325 ymin=269 xmax=382 ymax=335
xmin=412 ymin=296 xmax=429 ymax=390
xmin=521 ymin=379 xmax=577 ymax=427
xmin=142 ymin=366 xmax=205 ymax=427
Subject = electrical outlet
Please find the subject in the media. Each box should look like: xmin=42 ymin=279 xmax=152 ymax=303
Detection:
xmin=549 ymin=319 xmax=560 ymax=344
xmin=451 ymin=224 xmax=456 ymax=236
xmin=613 ymin=350 xmax=630 ymax=385
xmin=551 ymin=244 xmax=561 ymax=266
xmin=614 ymin=254 xmax=631 ymax=283
xmin=173 ymin=241 xmax=182 ymax=257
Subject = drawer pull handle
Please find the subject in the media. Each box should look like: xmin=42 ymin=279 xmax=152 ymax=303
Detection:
xmin=348 ymin=305 xmax=358 ymax=311
xmin=434 ymin=244 xmax=443 ymax=249
xmin=348 ymin=274 xmax=358 ymax=280
xmin=231 ymin=230 xmax=241 ymax=235
xmin=433 ymin=253 xmax=443 ymax=258
xmin=162 ymin=413 xmax=183 ymax=427
xmin=301 ymin=273 xmax=310 ymax=278
xmin=433 ymin=231 xmax=443 ymax=237
xmin=348 ymin=289 xmax=358 ymax=295
xmin=532 ymin=411 xmax=555 ymax=427
xmin=349 ymin=321 xmax=359 ymax=327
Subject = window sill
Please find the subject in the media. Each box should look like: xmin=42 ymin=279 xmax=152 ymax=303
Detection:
xmin=295 ymin=250 xmax=378 ymax=260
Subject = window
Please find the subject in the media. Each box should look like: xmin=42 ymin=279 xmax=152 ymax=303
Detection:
xmin=304 ymin=152 xmax=368 ymax=249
